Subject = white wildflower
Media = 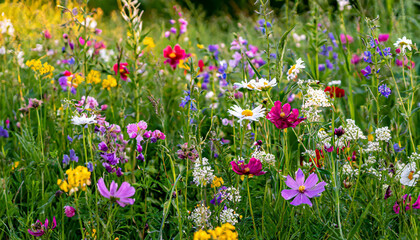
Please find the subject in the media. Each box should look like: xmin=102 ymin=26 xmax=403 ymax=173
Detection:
xmin=375 ymin=127 xmax=391 ymax=142
xmin=218 ymin=208 xmax=239 ymax=225
xmin=400 ymin=162 xmax=419 ymax=187
xmin=71 ymin=114 xmax=97 ymax=125
xmin=189 ymin=203 xmax=212 ymax=229
xmin=192 ymin=157 xmax=215 ymax=187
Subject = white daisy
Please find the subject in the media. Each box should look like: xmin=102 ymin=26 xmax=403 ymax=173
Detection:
xmin=233 ymin=79 xmax=259 ymax=91
xmin=287 ymin=58 xmax=305 ymax=80
xmin=228 ymin=105 xmax=265 ymax=125
xmin=394 ymin=36 xmax=413 ymax=54
xmin=400 ymin=162 xmax=419 ymax=187
xmin=253 ymin=78 xmax=277 ymax=91
xmin=71 ymin=114 xmax=97 ymax=125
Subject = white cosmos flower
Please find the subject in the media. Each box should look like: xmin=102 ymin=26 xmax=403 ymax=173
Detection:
xmin=71 ymin=114 xmax=97 ymax=125
xmin=394 ymin=36 xmax=413 ymax=54
xmin=253 ymin=78 xmax=277 ymax=91
xmin=228 ymin=105 xmax=265 ymax=125
xmin=400 ymin=162 xmax=419 ymax=187
xmin=233 ymin=79 xmax=259 ymax=91
xmin=287 ymin=58 xmax=305 ymax=80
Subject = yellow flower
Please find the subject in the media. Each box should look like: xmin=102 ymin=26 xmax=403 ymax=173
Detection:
xmin=207 ymin=223 xmax=238 ymax=240
xmin=26 ymin=59 xmax=54 ymax=78
xmin=211 ymin=176 xmax=224 ymax=188
xmin=102 ymin=75 xmax=117 ymax=90
xmin=179 ymin=59 xmax=190 ymax=70
xmin=193 ymin=230 xmax=211 ymax=240
xmin=142 ymin=37 xmax=156 ymax=51
xmin=197 ymin=44 xmax=204 ymax=49
xmin=86 ymin=70 xmax=102 ymax=85
xmin=58 ymin=166 xmax=91 ymax=194
xmin=12 ymin=161 xmax=19 ymax=170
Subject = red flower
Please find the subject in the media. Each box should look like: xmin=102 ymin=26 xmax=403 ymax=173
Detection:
xmin=113 ymin=63 xmax=130 ymax=81
xmin=198 ymin=59 xmax=205 ymax=72
xmin=163 ymin=44 xmax=186 ymax=70
xmin=266 ymin=101 xmax=305 ymax=129
xmin=324 ymin=86 xmax=345 ymax=98
xmin=230 ymin=158 xmax=266 ymax=176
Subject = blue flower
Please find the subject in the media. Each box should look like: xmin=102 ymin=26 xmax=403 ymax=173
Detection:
xmin=378 ymin=84 xmax=391 ymax=98
xmin=0 ymin=126 xmax=8 ymax=138
xmin=363 ymin=51 xmax=372 ymax=63
xmin=393 ymin=142 xmax=405 ymax=153
xmin=361 ymin=65 xmax=372 ymax=79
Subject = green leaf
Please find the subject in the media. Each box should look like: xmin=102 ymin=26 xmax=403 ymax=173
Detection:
xmin=347 ymin=199 xmax=374 ymax=239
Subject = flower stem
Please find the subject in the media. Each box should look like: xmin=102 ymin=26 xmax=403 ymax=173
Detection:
xmin=247 ymin=176 xmax=258 ymax=238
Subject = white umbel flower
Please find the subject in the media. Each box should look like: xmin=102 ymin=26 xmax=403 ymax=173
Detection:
xmin=375 ymin=127 xmax=391 ymax=142
xmin=218 ymin=208 xmax=239 ymax=225
xmin=400 ymin=162 xmax=419 ymax=187
xmin=71 ymin=114 xmax=97 ymax=125
xmin=228 ymin=105 xmax=265 ymax=125
xmin=394 ymin=36 xmax=413 ymax=54
xmin=287 ymin=58 xmax=305 ymax=80
xmin=337 ymin=0 xmax=351 ymax=11
xmin=192 ymin=157 xmax=215 ymax=187
xmin=302 ymin=87 xmax=332 ymax=108
xmin=189 ymin=203 xmax=212 ymax=229
xmin=342 ymin=119 xmax=366 ymax=141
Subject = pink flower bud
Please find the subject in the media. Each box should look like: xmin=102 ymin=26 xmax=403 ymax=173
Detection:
xmin=64 ymin=206 xmax=76 ymax=218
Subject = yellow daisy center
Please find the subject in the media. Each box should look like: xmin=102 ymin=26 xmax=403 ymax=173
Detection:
xmin=247 ymin=84 xmax=254 ymax=89
xmin=244 ymin=167 xmax=250 ymax=173
xmin=408 ymin=171 xmax=414 ymax=180
xmin=298 ymin=185 xmax=305 ymax=193
xmin=280 ymin=112 xmax=286 ymax=118
xmin=241 ymin=109 xmax=253 ymax=117
xmin=288 ymin=65 xmax=296 ymax=75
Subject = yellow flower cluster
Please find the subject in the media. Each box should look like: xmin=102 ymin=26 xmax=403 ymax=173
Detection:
xmin=26 ymin=59 xmax=54 ymax=78
xmin=57 ymin=166 xmax=91 ymax=195
xmin=86 ymin=70 xmax=102 ymax=84
xmin=211 ymin=176 xmax=224 ymax=188
xmin=102 ymin=75 xmax=117 ymax=90
xmin=193 ymin=223 xmax=238 ymax=240
xmin=142 ymin=37 xmax=156 ymax=51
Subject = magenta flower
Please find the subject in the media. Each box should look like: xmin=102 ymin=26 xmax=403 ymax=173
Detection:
xmin=230 ymin=157 xmax=266 ymax=176
xmin=266 ymin=101 xmax=305 ymax=129
xmin=126 ymin=121 xmax=148 ymax=142
xmin=340 ymin=34 xmax=354 ymax=44
xmin=281 ymin=168 xmax=326 ymax=207
xmin=28 ymin=216 xmax=56 ymax=237
xmin=113 ymin=62 xmax=130 ymax=81
xmin=163 ymin=44 xmax=186 ymax=70
xmin=378 ymin=33 xmax=389 ymax=42
xmin=97 ymin=178 xmax=135 ymax=207
xmin=64 ymin=206 xmax=76 ymax=218
xmin=393 ymin=194 xmax=420 ymax=214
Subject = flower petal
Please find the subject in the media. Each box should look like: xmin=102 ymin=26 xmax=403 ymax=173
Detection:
xmin=115 ymin=182 xmax=136 ymax=199
xmin=305 ymin=181 xmax=327 ymax=198
xmin=97 ymin=178 xmax=111 ymax=198
xmin=285 ymin=175 xmax=299 ymax=189
xmin=303 ymin=173 xmax=319 ymax=189
xmin=290 ymin=193 xmax=312 ymax=207
xmin=295 ymin=168 xmax=305 ymax=186
xmin=109 ymin=181 xmax=118 ymax=196
xmin=281 ymin=189 xmax=299 ymax=200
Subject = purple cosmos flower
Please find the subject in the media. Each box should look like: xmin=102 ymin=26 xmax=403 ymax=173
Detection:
xmin=230 ymin=157 xmax=266 ymax=176
xmin=97 ymin=178 xmax=135 ymax=207
xmin=378 ymin=84 xmax=391 ymax=98
xmin=28 ymin=216 xmax=57 ymax=237
xmin=361 ymin=65 xmax=372 ymax=79
xmin=281 ymin=168 xmax=326 ymax=207
xmin=64 ymin=206 xmax=75 ymax=217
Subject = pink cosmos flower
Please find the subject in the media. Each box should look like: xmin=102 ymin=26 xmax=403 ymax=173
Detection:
xmin=281 ymin=168 xmax=326 ymax=207
xmin=393 ymin=194 xmax=420 ymax=214
xmin=163 ymin=44 xmax=186 ymax=70
xmin=28 ymin=216 xmax=57 ymax=237
xmin=126 ymin=121 xmax=148 ymax=142
xmin=113 ymin=63 xmax=130 ymax=81
xmin=230 ymin=157 xmax=266 ymax=176
xmin=340 ymin=34 xmax=354 ymax=44
xmin=266 ymin=101 xmax=305 ymax=129
xmin=64 ymin=206 xmax=76 ymax=218
xmin=97 ymin=178 xmax=135 ymax=207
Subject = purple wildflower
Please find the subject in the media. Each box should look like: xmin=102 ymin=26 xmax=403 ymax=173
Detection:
xmin=28 ymin=216 xmax=57 ymax=237
xmin=281 ymin=168 xmax=326 ymax=207
xmin=378 ymin=84 xmax=391 ymax=98
xmin=97 ymin=178 xmax=135 ymax=207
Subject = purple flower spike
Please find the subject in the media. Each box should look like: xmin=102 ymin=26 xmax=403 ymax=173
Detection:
xmin=281 ymin=168 xmax=326 ymax=207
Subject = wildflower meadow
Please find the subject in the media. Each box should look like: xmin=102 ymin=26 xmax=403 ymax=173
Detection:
xmin=1 ymin=0 xmax=420 ymax=239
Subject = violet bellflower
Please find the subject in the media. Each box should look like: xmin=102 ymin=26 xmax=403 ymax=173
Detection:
xmin=281 ymin=168 xmax=326 ymax=207
xmin=97 ymin=178 xmax=135 ymax=207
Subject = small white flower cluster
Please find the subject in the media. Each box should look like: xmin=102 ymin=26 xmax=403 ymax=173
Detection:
xmin=252 ymin=150 xmax=276 ymax=166
xmin=192 ymin=157 xmax=215 ymax=187
xmin=189 ymin=204 xmax=212 ymax=229
xmin=365 ymin=155 xmax=377 ymax=165
xmin=342 ymin=119 xmax=366 ymax=141
xmin=0 ymin=14 xmax=15 ymax=36
xmin=342 ymin=162 xmax=359 ymax=177
xmin=364 ymin=167 xmax=380 ymax=177
xmin=364 ymin=141 xmax=380 ymax=153
xmin=301 ymin=150 xmax=316 ymax=158
xmin=375 ymin=127 xmax=391 ymax=142
xmin=218 ymin=208 xmax=239 ymax=226
xmin=337 ymin=0 xmax=352 ymax=11
xmin=317 ymin=129 xmax=331 ymax=149
xmin=408 ymin=152 xmax=420 ymax=161
xmin=292 ymin=33 xmax=306 ymax=48
xmin=224 ymin=187 xmax=242 ymax=203
xmin=301 ymin=87 xmax=331 ymax=122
